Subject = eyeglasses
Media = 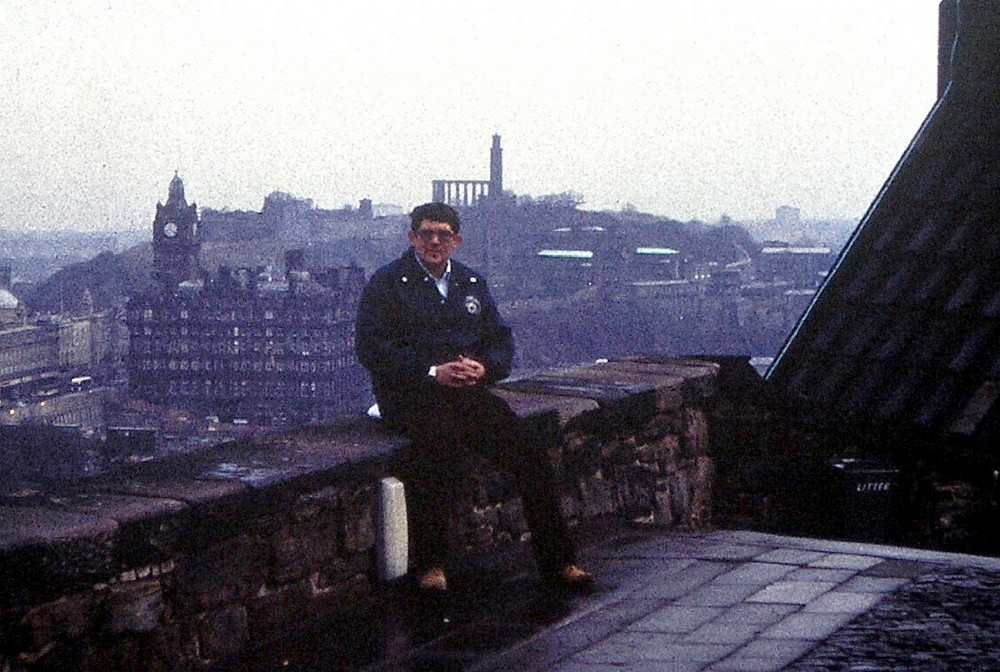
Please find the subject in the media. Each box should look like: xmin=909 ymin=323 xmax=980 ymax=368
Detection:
xmin=414 ymin=229 xmax=456 ymax=243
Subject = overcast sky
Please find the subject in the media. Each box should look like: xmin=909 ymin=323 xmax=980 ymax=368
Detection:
xmin=1 ymin=1 xmax=942 ymax=232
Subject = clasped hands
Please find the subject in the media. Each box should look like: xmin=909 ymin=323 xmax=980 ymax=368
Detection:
xmin=433 ymin=356 xmax=486 ymax=387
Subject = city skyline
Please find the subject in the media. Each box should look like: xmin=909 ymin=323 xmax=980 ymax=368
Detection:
xmin=2 ymin=1 xmax=941 ymax=232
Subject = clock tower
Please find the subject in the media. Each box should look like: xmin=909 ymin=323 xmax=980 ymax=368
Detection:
xmin=153 ymin=172 xmax=201 ymax=289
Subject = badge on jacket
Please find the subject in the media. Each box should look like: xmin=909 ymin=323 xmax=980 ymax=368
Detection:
xmin=464 ymin=295 xmax=482 ymax=315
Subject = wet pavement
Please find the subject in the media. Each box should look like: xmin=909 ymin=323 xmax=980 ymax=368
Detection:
xmin=235 ymin=521 xmax=1000 ymax=671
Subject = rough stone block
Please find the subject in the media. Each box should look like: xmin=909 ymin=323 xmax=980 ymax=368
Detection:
xmin=571 ymin=363 xmax=688 ymax=412
xmin=292 ymin=485 xmax=340 ymax=524
xmin=682 ymin=408 xmax=711 ymax=457
xmin=102 ymin=579 xmax=164 ymax=635
xmin=271 ymin=523 xmax=338 ymax=584
xmin=338 ymin=487 xmax=376 ymax=555
xmin=170 ymin=535 xmax=269 ymax=612
xmin=654 ymin=487 xmax=676 ymax=526
xmin=498 ymin=498 xmax=527 ymax=536
xmin=688 ymin=455 xmax=715 ymax=529
xmin=670 ymin=471 xmax=692 ymax=520
xmin=642 ymin=412 xmax=683 ymax=441
xmin=247 ymin=581 xmax=312 ymax=639
xmin=197 ymin=605 xmax=249 ymax=661
xmin=561 ymin=434 xmax=602 ymax=481
xmin=492 ymin=388 xmax=600 ymax=426
xmin=652 ymin=434 xmax=682 ymax=466
xmin=23 ymin=590 xmax=97 ymax=647
xmin=578 ymin=476 xmax=616 ymax=518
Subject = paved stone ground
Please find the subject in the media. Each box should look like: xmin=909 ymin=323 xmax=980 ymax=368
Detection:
xmin=787 ymin=565 xmax=1000 ymax=672
xmin=234 ymin=524 xmax=1000 ymax=672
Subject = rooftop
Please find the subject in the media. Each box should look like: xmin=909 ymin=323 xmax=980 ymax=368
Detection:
xmin=767 ymin=0 xmax=1000 ymax=452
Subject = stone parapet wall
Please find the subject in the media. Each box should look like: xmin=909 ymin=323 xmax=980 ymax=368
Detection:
xmin=0 ymin=357 xmax=718 ymax=671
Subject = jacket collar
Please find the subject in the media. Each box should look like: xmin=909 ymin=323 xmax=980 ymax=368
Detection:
xmin=400 ymin=249 xmax=472 ymax=284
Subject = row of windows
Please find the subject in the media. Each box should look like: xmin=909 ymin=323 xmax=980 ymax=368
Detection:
xmin=131 ymin=339 xmax=355 ymax=357
xmin=0 ymin=346 xmax=59 ymax=377
xmin=134 ymin=306 xmax=356 ymax=324
xmin=131 ymin=326 xmax=352 ymax=341
xmin=162 ymin=379 xmax=345 ymax=398
xmin=134 ymin=357 xmax=355 ymax=373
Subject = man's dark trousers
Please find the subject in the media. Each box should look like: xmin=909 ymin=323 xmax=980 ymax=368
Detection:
xmin=386 ymin=385 xmax=577 ymax=577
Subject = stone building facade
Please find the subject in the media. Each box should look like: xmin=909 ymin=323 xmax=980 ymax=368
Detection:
xmin=126 ymin=262 xmax=367 ymax=424
xmin=1 ymin=310 xmax=113 ymax=435
xmin=129 ymin=176 xmax=371 ymax=425
xmin=0 ymin=325 xmax=58 ymax=400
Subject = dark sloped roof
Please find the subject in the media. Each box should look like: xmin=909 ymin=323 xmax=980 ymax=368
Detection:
xmin=767 ymin=0 xmax=1000 ymax=450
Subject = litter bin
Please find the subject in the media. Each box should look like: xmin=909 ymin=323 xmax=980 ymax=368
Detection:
xmin=827 ymin=457 xmax=898 ymax=542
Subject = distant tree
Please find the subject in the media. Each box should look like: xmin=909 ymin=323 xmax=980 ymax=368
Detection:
xmin=536 ymin=191 xmax=585 ymax=208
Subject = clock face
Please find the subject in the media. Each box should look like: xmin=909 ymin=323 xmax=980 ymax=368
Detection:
xmin=163 ymin=222 xmax=178 ymax=238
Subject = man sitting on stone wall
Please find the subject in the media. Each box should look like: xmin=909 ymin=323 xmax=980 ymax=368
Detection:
xmin=355 ymin=202 xmax=592 ymax=592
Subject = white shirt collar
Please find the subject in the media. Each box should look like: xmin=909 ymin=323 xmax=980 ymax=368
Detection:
xmin=414 ymin=255 xmax=451 ymax=298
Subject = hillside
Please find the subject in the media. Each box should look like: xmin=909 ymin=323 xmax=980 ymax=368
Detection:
xmin=23 ymin=244 xmax=154 ymax=313
xmin=22 ymin=206 xmax=759 ymax=314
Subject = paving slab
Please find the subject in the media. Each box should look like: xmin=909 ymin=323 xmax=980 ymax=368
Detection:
xmin=712 ymin=602 xmax=800 ymax=628
xmin=630 ymin=606 xmax=724 ymax=633
xmin=783 ymin=567 xmax=856 ymax=583
xmin=802 ymin=591 xmax=883 ymax=614
xmin=839 ymin=575 xmax=910 ymax=593
xmin=596 ymin=557 xmax=695 ymax=592
xmin=709 ymin=657 xmax=804 ymax=672
xmin=753 ymin=549 xmax=829 ymax=565
xmin=555 ymin=660 xmax=706 ymax=672
xmin=674 ymin=581 xmax=766 ymax=607
xmin=761 ymin=612 xmax=859 ymax=640
xmin=572 ymin=630 xmax=738 ymax=665
xmin=746 ymin=581 xmax=838 ymax=605
xmin=628 ymin=560 xmax=731 ymax=601
xmin=726 ymin=637 xmax=819 ymax=661
xmin=806 ymin=554 xmax=885 ymax=570
xmin=684 ymin=620 xmax=763 ymax=646
xmin=714 ymin=562 xmax=798 ymax=586
xmin=693 ymin=543 xmax=767 ymax=561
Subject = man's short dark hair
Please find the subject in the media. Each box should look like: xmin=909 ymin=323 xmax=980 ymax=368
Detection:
xmin=410 ymin=202 xmax=461 ymax=233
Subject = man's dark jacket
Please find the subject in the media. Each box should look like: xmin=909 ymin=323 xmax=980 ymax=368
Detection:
xmin=355 ymin=250 xmax=513 ymax=422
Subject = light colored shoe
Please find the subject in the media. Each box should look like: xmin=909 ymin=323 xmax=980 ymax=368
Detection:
xmin=558 ymin=564 xmax=594 ymax=586
xmin=545 ymin=563 xmax=594 ymax=590
xmin=417 ymin=566 xmax=448 ymax=592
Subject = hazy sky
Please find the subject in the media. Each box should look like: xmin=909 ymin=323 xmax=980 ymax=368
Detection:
xmin=1 ymin=1 xmax=941 ymax=232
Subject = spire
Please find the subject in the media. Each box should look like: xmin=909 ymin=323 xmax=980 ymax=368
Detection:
xmin=167 ymin=171 xmax=186 ymax=207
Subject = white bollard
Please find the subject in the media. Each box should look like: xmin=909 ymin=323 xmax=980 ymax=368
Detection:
xmin=376 ymin=477 xmax=409 ymax=581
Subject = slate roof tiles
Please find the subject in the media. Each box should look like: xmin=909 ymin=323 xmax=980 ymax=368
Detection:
xmin=768 ymin=0 xmax=1000 ymax=451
